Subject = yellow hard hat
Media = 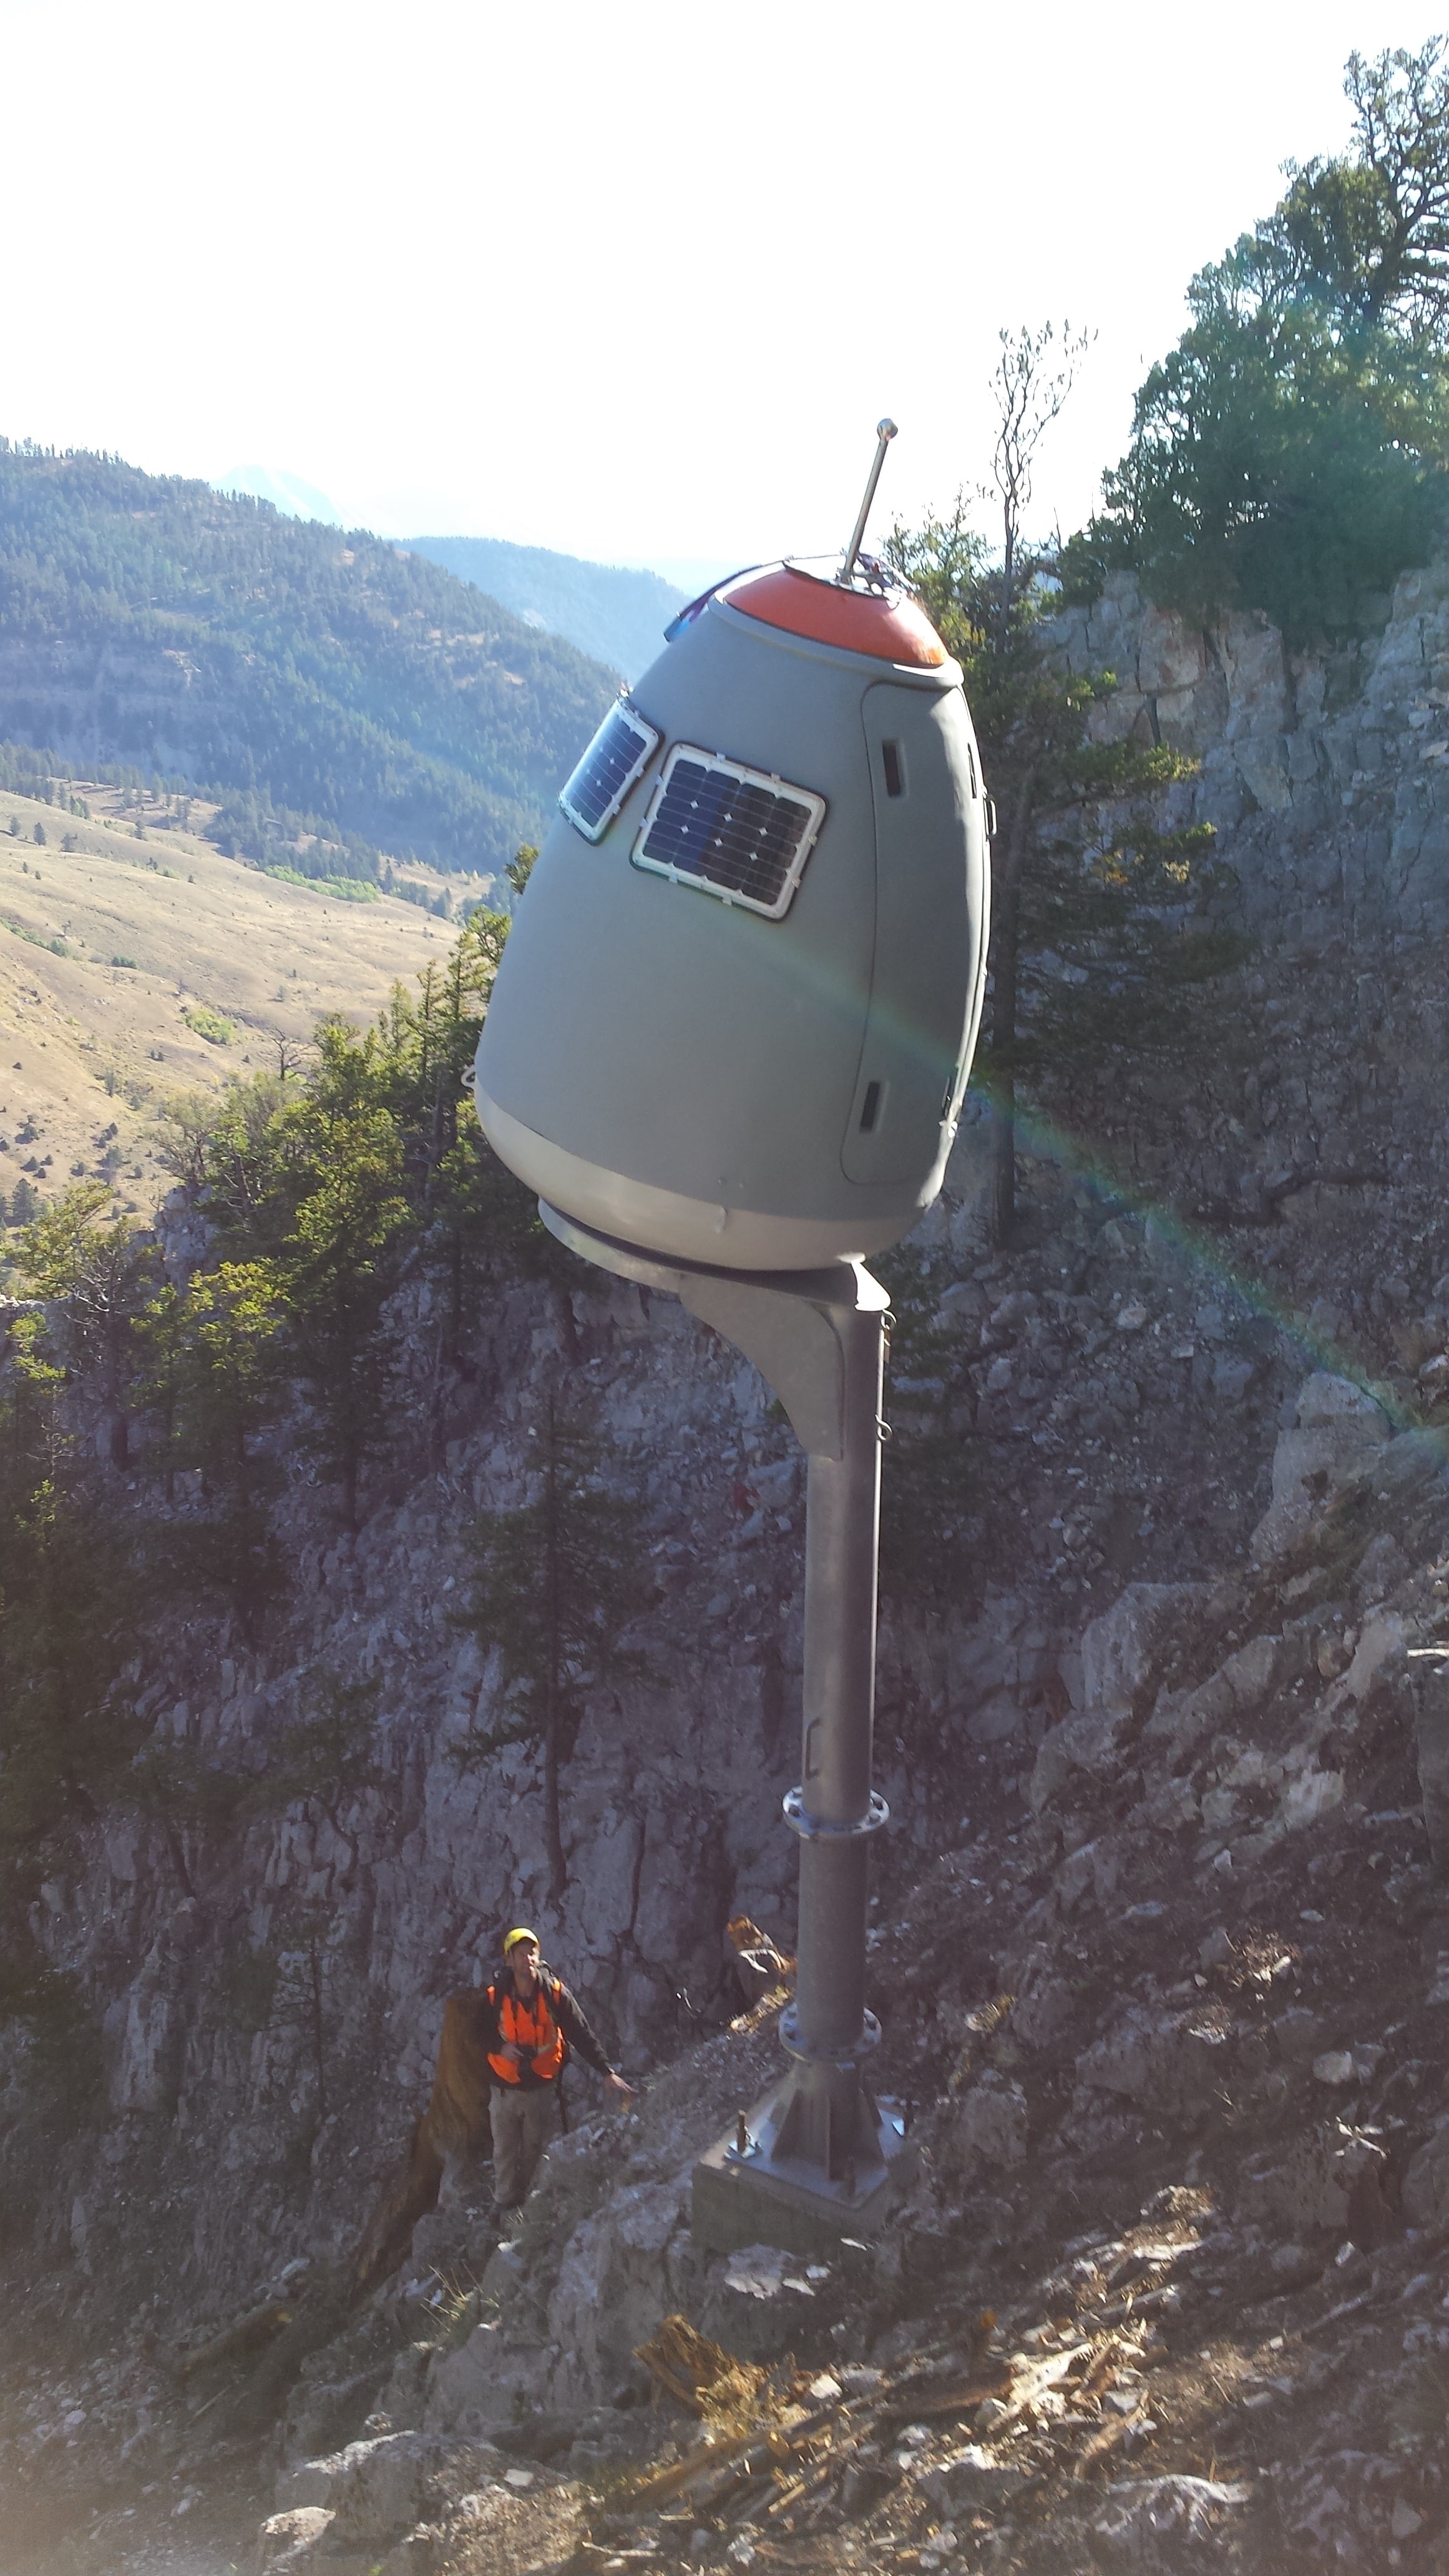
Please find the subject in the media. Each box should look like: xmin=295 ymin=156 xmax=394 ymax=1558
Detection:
xmin=504 ymin=1925 xmax=540 ymax=1953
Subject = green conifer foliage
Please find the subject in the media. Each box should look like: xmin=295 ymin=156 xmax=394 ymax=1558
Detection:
xmin=887 ymin=507 xmax=1228 ymax=1244
xmin=253 ymin=1671 xmax=386 ymax=1880
xmin=451 ymin=1381 xmax=651 ymax=1897
xmin=139 ymin=1262 xmax=287 ymax=1637
xmin=0 ymin=444 xmax=617 ymax=872
xmin=1063 ymin=40 xmax=1449 ymax=640
xmin=14 ymin=1180 xmax=155 ymax=1461
xmin=270 ymin=1028 xmax=411 ymax=1535
xmin=0 ymin=1310 xmax=144 ymax=1855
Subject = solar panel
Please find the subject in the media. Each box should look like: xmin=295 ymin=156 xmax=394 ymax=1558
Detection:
xmin=559 ymin=702 xmax=661 ymax=842
xmin=632 ymin=747 xmax=826 ymax=921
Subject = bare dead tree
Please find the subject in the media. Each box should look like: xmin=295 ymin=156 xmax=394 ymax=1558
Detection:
xmin=990 ymin=321 xmax=1092 ymax=648
xmin=985 ymin=322 xmax=1092 ymax=1241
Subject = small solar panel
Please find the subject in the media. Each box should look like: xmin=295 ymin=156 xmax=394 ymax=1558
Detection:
xmin=559 ymin=702 xmax=660 ymax=842
xmin=632 ymin=747 xmax=826 ymax=920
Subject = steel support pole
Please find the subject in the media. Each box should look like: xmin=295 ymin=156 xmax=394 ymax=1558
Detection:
xmin=768 ymin=1286 xmax=889 ymax=2181
xmin=537 ymin=1206 xmax=912 ymax=2253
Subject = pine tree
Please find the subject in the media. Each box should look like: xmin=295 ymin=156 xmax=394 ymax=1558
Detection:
xmin=255 ymin=1671 xmax=386 ymax=1884
xmin=139 ymin=1261 xmax=287 ymax=1637
xmin=185 ymin=1032 xmax=409 ymax=1530
xmin=451 ymin=1382 xmax=650 ymax=1897
xmin=370 ymin=904 xmax=574 ymax=1440
xmin=0 ymin=1309 xmax=145 ymax=1858
xmin=889 ymin=345 xmax=1231 ymax=1246
xmin=276 ymin=1034 xmax=409 ymax=1533
xmin=1064 ymin=39 xmax=1449 ymax=642
xmin=376 ymin=906 xmax=510 ymax=1383
xmin=505 ymin=842 xmax=538 ymax=901
xmin=14 ymin=1181 xmax=155 ymax=1464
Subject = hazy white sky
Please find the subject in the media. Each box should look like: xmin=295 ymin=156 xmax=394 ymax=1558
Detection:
xmin=2 ymin=0 xmax=1442 ymax=579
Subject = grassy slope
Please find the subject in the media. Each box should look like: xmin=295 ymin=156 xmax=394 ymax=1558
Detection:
xmin=0 ymin=446 xmax=618 ymax=873
xmin=0 ymin=783 xmax=446 ymax=1221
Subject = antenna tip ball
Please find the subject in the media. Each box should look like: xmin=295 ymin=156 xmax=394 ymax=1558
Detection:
xmin=877 ymin=418 xmax=899 ymax=440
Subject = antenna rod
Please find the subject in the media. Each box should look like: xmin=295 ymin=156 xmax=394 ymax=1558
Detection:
xmin=838 ymin=418 xmax=897 ymax=585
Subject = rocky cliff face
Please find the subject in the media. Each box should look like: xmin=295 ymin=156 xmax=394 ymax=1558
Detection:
xmin=8 ymin=564 xmax=1449 ymax=2575
xmin=1047 ymin=562 xmax=1449 ymax=949
xmin=220 ymin=1377 xmax=1449 ymax=2576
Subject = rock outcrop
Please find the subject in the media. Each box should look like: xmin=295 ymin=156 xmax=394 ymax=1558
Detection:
xmin=12 ymin=560 xmax=1449 ymax=2575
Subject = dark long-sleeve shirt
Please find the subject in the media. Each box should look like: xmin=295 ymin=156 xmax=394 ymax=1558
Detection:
xmin=471 ymin=1970 xmax=616 ymax=2091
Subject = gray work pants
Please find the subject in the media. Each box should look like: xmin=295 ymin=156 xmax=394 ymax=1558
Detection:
xmin=489 ymin=2082 xmax=560 ymax=2208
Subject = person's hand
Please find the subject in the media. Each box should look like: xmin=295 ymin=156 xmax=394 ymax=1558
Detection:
xmin=503 ymin=2042 xmax=525 ymax=2063
xmin=606 ymin=2071 xmax=635 ymax=2097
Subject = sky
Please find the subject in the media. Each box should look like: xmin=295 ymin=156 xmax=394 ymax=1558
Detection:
xmin=1 ymin=0 xmax=1443 ymax=583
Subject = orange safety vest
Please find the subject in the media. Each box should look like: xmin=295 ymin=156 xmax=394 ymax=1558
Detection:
xmin=487 ymin=1976 xmax=567 ymax=2086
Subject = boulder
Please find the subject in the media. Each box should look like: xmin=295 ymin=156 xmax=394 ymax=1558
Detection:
xmin=1144 ymin=1631 xmax=1296 ymax=1765
xmin=1249 ymin=2123 xmax=1392 ymax=2238
xmin=1344 ymin=1612 xmax=1407 ymax=1703
xmin=1272 ymin=2008 xmax=1325 ymax=2063
xmin=256 ymin=2508 xmax=334 ymax=2574
xmin=276 ymin=2434 xmax=505 ymax=2547
xmin=1056 ymin=1837 xmax=1126 ymax=1908
xmin=1091 ymin=2475 xmax=1252 ymax=2567
xmin=955 ymin=2074 xmax=1028 ymax=2169
xmin=426 ymin=2323 xmax=550 ymax=2435
xmin=1081 ymin=1584 xmax=1209 ymax=1718
xmin=922 ymin=2443 xmax=1029 ymax=2511
xmin=1073 ymin=2008 xmax=1221 ymax=2117
xmin=544 ymin=2172 xmax=695 ymax=2411
xmin=1137 ymin=607 xmax=1206 ymax=698
xmin=1235 ymin=739 xmax=1292 ymax=811
xmin=966 ymin=1690 xmax=1021 ymax=1745
xmin=1281 ymin=1767 xmax=1345 ymax=1831
xmin=1355 ymin=1528 xmax=1410 ymax=1605
xmin=1251 ymin=1376 xmax=1390 ymax=1565
xmin=426 ymin=2483 xmax=585 ymax=2572
xmin=1030 ymin=1710 xmax=1125 ymax=1814
xmin=1030 ymin=1584 xmax=1209 ymax=1811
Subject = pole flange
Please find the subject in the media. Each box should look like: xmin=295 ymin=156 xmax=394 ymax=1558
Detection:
xmin=782 ymin=1785 xmax=889 ymax=1840
xmin=778 ymin=2003 xmax=882 ymax=2065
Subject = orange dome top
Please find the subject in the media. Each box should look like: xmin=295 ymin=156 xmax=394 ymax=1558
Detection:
xmin=721 ymin=564 xmax=947 ymax=668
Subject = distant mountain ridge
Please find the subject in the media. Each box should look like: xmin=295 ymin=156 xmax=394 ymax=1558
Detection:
xmin=407 ymin=533 xmax=687 ymax=683
xmin=0 ymin=441 xmax=617 ymax=874
xmin=219 ymin=464 xmax=343 ymax=525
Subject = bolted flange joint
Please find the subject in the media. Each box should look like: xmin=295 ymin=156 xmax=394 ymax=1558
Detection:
xmin=779 ymin=2003 xmax=882 ymax=2064
xmin=782 ymin=1786 xmax=889 ymax=1840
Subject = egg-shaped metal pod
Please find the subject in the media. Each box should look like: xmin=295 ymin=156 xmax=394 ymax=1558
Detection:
xmin=473 ymin=433 xmax=996 ymax=2252
xmin=474 ymin=524 xmax=990 ymax=1271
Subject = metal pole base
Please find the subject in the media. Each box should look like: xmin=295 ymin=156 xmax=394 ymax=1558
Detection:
xmin=537 ymin=1203 xmax=900 ymax=2261
xmin=692 ymin=2086 xmax=915 ymax=2261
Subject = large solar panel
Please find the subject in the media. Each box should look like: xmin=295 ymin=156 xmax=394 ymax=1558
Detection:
xmin=632 ymin=747 xmax=826 ymax=920
xmin=559 ymin=702 xmax=660 ymax=842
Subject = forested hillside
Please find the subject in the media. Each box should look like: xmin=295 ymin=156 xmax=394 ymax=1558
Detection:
xmin=406 ymin=533 xmax=686 ymax=681
xmin=0 ymin=446 xmax=617 ymax=875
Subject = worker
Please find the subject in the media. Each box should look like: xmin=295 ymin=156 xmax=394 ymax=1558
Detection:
xmin=483 ymin=1927 xmax=633 ymax=2212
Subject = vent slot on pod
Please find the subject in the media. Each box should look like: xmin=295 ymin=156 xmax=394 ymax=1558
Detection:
xmin=559 ymin=701 xmax=660 ymax=842
xmin=632 ymin=746 xmax=826 ymax=920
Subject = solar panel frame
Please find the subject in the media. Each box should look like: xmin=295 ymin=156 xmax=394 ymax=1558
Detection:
xmin=630 ymin=744 xmax=827 ymax=922
xmin=558 ymin=701 xmax=661 ymax=843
